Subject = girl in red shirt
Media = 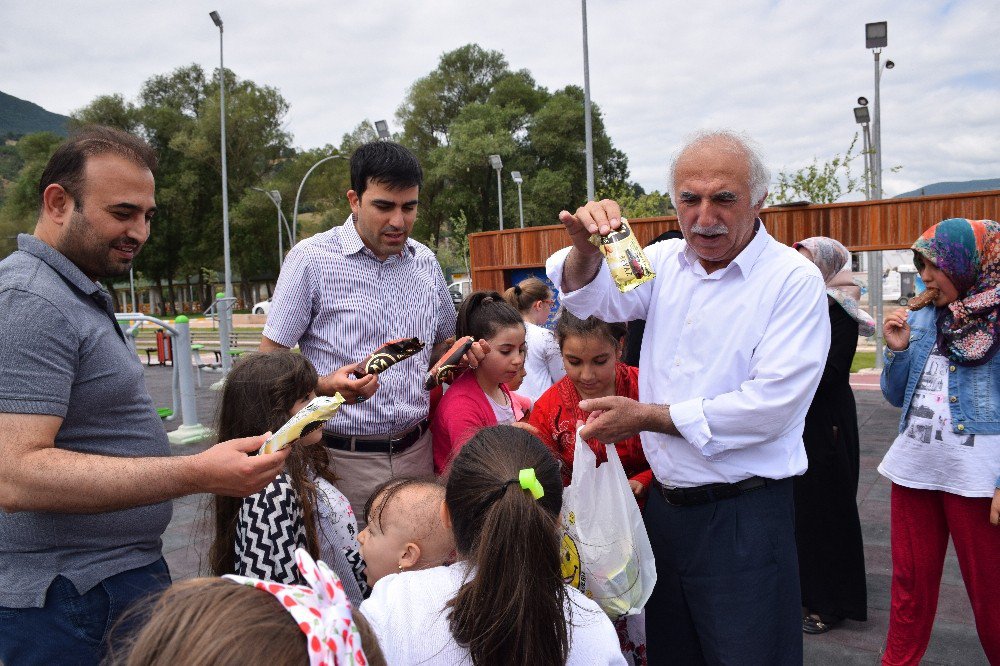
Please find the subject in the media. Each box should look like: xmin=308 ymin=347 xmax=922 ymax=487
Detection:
xmin=528 ymin=311 xmax=653 ymax=502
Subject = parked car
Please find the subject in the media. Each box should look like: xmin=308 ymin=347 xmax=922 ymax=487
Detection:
xmin=252 ymin=297 xmax=272 ymax=315
xmin=448 ymin=278 xmax=472 ymax=308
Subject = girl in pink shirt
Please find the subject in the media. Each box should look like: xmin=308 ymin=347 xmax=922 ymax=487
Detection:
xmin=432 ymin=291 xmax=526 ymax=474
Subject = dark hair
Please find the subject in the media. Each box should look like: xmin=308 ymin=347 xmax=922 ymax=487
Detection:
xmin=209 ymin=351 xmax=336 ymax=577
xmin=456 ymin=291 xmax=525 ymax=341
xmin=349 ymin=141 xmax=423 ymax=199
xmin=108 ymin=578 xmax=386 ymax=666
xmin=445 ymin=426 xmax=568 ymax=666
xmin=363 ymin=475 xmax=443 ymax=535
xmin=503 ymin=277 xmax=551 ymax=314
xmin=38 ymin=125 xmax=157 ymax=209
xmin=555 ymin=309 xmax=627 ymax=350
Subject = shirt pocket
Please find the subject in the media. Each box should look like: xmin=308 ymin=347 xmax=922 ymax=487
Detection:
xmin=967 ymin=360 xmax=1000 ymax=422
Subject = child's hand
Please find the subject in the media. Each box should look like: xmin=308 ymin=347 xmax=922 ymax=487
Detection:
xmin=883 ymin=307 xmax=911 ymax=352
xmin=628 ymin=479 xmax=648 ymax=499
xmin=464 ymin=339 xmax=490 ymax=370
xmin=990 ymin=488 xmax=999 ymax=526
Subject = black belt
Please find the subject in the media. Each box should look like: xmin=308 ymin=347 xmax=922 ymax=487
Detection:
xmin=322 ymin=420 xmax=428 ymax=454
xmin=656 ymin=476 xmax=770 ymax=507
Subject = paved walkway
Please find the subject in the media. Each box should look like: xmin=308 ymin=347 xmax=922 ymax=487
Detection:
xmin=146 ymin=364 xmax=988 ymax=665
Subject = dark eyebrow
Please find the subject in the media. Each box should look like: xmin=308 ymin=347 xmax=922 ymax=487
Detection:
xmin=108 ymin=202 xmax=157 ymax=216
xmin=372 ymin=198 xmax=420 ymax=207
xmin=710 ymin=191 xmax=738 ymax=202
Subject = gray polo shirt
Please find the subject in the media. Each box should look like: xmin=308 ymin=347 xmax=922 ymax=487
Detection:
xmin=0 ymin=234 xmax=172 ymax=608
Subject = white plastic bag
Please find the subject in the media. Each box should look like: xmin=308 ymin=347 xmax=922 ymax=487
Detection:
xmin=560 ymin=429 xmax=657 ymax=619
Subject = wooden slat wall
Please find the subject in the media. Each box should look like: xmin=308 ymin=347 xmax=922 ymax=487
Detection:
xmin=469 ymin=190 xmax=1000 ymax=292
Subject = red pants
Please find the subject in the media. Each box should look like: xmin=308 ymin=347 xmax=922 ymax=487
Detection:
xmin=883 ymin=484 xmax=1000 ymax=665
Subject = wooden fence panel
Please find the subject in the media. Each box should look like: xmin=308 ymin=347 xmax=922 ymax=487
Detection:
xmin=469 ymin=190 xmax=1000 ymax=292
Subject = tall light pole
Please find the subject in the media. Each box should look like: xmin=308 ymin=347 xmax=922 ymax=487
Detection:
xmin=511 ymin=171 xmax=525 ymax=228
xmin=488 ymin=154 xmax=504 ymax=231
xmin=581 ymin=0 xmax=595 ymax=201
xmin=375 ymin=120 xmax=390 ymax=139
xmin=252 ymin=187 xmax=290 ymax=269
xmin=866 ymin=20 xmax=891 ymax=369
xmin=209 ymin=11 xmax=231 ymax=301
xmin=292 ymin=154 xmax=344 ymax=243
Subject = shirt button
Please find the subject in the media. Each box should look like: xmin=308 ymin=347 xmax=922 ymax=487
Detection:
xmin=949 ymin=365 xmax=957 ymax=372
xmin=957 ymin=424 xmax=965 ymax=432
xmin=675 ymin=360 xmax=681 ymax=366
xmin=950 ymin=396 xmax=958 ymax=403
xmin=686 ymin=319 xmax=692 ymax=325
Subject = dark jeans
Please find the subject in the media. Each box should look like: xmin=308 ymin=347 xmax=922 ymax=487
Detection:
xmin=644 ymin=478 xmax=802 ymax=665
xmin=0 ymin=558 xmax=171 ymax=666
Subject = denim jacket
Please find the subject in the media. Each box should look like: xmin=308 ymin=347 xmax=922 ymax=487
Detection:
xmin=881 ymin=305 xmax=1000 ymax=438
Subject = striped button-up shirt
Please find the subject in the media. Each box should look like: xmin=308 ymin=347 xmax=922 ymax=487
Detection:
xmin=264 ymin=217 xmax=456 ymax=436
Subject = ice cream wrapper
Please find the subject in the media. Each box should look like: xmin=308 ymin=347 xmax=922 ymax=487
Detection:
xmin=424 ymin=337 xmax=473 ymax=390
xmin=589 ymin=217 xmax=656 ymax=293
xmin=258 ymin=395 xmax=345 ymax=455
xmin=354 ymin=337 xmax=425 ymax=377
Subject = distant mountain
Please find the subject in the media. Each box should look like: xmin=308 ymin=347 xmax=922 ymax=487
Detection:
xmin=894 ymin=178 xmax=1000 ymax=199
xmin=0 ymin=90 xmax=69 ymax=138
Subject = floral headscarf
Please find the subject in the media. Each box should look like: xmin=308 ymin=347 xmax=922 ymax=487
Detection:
xmin=912 ymin=218 xmax=1000 ymax=366
xmin=794 ymin=237 xmax=876 ymax=337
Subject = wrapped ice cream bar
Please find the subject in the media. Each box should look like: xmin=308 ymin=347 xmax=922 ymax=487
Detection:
xmin=258 ymin=394 xmax=345 ymax=455
xmin=353 ymin=337 xmax=425 ymax=377
xmin=907 ymin=288 xmax=939 ymax=311
xmin=424 ymin=336 xmax=474 ymax=390
xmin=589 ymin=217 xmax=656 ymax=293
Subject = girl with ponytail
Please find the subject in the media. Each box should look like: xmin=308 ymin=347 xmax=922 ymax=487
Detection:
xmin=504 ymin=277 xmax=565 ymax=400
xmin=360 ymin=425 xmax=623 ymax=665
xmin=431 ymin=291 xmax=530 ymax=473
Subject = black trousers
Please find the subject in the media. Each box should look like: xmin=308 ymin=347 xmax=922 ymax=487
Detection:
xmin=643 ymin=478 xmax=802 ymax=665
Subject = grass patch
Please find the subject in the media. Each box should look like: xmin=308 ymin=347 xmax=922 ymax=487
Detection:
xmin=851 ymin=351 xmax=876 ymax=373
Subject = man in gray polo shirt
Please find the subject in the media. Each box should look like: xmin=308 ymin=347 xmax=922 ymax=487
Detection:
xmin=0 ymin=127 xmax=290 ymax=665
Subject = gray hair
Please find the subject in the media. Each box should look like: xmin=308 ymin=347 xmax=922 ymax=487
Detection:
xmin=666 ymin=130 xmax=770 ymax=208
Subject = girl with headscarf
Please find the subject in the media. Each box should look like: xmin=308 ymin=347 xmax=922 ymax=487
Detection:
xmin=878 ymin=218 xmax=1000 ymax=665
xmin=791 ymin=237 xmax=871 ymax=634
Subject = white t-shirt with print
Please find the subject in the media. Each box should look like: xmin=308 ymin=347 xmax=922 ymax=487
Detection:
xmin=879 ymin=351 xmax=1000 ymax=497
xmin=314 ymin=477 xmax=369 ymax=607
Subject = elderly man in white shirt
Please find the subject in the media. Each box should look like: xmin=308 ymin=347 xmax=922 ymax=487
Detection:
xmin=547 ymin=130 xmax=830 ymax=665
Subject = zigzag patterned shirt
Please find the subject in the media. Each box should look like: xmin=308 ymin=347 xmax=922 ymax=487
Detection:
xmin=235 ymin=473 xmax=307 ymax=585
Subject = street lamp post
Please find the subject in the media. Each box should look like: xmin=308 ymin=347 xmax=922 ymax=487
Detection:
xmin=209 ymin=10 xmax=234 ymax=376
xmin=488 ymin=154 xmax=504 ymax=231
xmin=511 ymin=171 xmax=525 ymax=228
xmin=581 ymin=0 xmax=595 ymax=201
xmin=866 ymin=20 xmax=892 ymax=369
xmin=292 ymin=154 xmax=344 ymax=243
xmin=252 ymin=187 xmax=290 ymax=269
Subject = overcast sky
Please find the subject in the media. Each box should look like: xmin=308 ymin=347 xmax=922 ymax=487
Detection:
xmin=3 ymin=0 xmax=998 ymax=201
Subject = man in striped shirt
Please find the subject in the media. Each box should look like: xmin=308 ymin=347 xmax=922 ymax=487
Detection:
xmin=261 ymin=141 xmax=460 ymax=524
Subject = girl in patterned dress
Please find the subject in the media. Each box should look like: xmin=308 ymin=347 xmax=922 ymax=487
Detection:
xmin=208 ymin=351 xmax=367 ymax=606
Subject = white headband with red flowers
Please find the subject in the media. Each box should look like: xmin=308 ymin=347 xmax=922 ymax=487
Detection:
xmin=224 ymin=548 xmax=368 ymax=666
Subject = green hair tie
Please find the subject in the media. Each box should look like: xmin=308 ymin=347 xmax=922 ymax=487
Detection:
xmin=518 ymin=468 xmax=545 ymax=500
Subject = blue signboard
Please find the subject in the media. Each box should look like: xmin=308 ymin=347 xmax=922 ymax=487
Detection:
xmin=508 ymin=267 xmax=560 ymax=330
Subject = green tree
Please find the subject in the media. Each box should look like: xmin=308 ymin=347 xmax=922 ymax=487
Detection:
xmin=396 ymin=44 xmax=634 ymax=242
xmin=0 ymin=132 xmax=63 ymax=256
xmin=771 ymin=134 xmax=864 ymax=205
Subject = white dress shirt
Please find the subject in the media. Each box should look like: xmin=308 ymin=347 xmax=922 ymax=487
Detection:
xmin=547 ymin=224 xmax=830 ymax=487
